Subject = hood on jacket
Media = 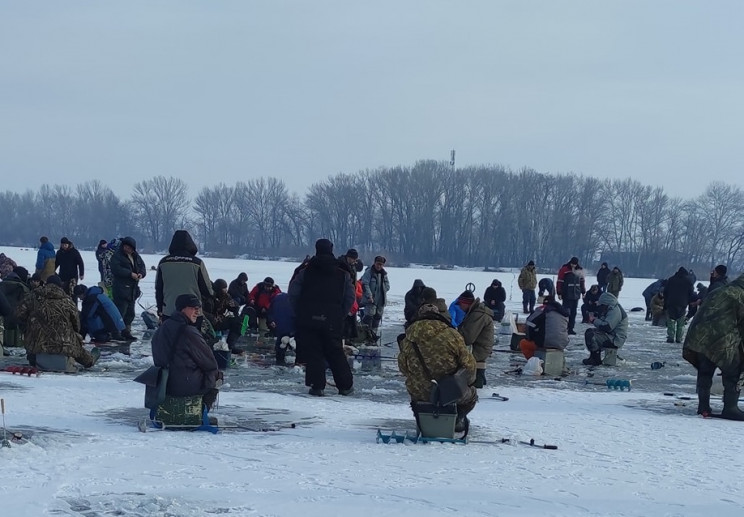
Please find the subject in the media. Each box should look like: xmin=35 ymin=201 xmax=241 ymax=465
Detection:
xmin=412 ymin=279 xmax=425 ymax=289
xmin=598 ymin=291 xmax=619 ymax=308
xmin=168 ymin=230 xmax=198 ymax=256
xmin=675 ymin=267 xmax=689 ymax=277
xmin=121 ymin=236 xmax=137 ymax=251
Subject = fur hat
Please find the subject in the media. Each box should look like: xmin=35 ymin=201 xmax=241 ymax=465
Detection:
xmin=345 ymin=248 xmax=359 ymax=259
xmin=315 ymin=238 xmax=334 ymax=255
xmin=715 ymin=264 xmax=727 ymax=277
xmin=46 ymin=275 xmax=63 ymax=287
xmin=458 ymin=290 xmax=475 ymax=304
xmin=175 ymin=294 xmax=201 ymax=311
xmin=374 ymin=255 xmax=386 ymax=264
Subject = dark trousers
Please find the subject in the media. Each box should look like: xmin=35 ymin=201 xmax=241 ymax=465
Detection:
xmin=562 ymin=298 xmax=579 ymax=331
xmin=212 ymin=316 xmax=242 ymax=348
xmin=522 ymin=289 xmax=536 ymax=312
xmin=114 ymin=296 xmax=135 ymax=327
xmin=296 ymin=326 xmax=353 ymax=392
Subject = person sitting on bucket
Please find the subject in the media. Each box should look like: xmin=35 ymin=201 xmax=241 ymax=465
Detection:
xmin=398 ymin=303 xmax=477 ymax=433
xmin=582 ymin=292 xmax=628 ymax=366
xmin=151 ymin=294 xmax=222 ymax=411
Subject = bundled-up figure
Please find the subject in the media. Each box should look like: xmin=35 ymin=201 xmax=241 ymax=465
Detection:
xmin=607 ymin=267 xmax=624 ymax=297
xmin=556 ymin=257 xmax=586 ymax=335
xmin=708 ymin=265 xmax=729 ymax=296
xmin=596 ymin=262 xmax=610 ymax=292
xmin=151 ymin=294 xmax=221 ymax=410
xmin=456 ymin=290 xmax=494 ymax=388
xmin=156 ymin=230 xmax=214 ymax=318
xmin=244 ymin=277 xmax=281 ymax=333
xmin=95 ymin=240 xmax=108 ymax=283
xmin=664 ymin=267 xmax=695 ymax=344
xmin=398 ymin=303 xmax=477 ymax=432
xmin=228 ymin=272 xmax=249 ymax=306
xmin=0 ymin=269 xmax=30 ymax=348
xmin=581 ymin=284 xmax=602 ymax=323
xmin=538 ymin=277 xmax=555 ymax=299
xmin=683 ymin=274 xmax=744 ymax=420
xmin=525 ymin=297 xmax=570 ymax=353
xmin=337 ymin=249 xmax=363 ymax=340
xmin=404 ymin=279 xmax=427 ymax=325
xmin=55 ymin=237 xmax=84 ymax=295
xmin=35 ymin=236 xmax=57 ymax=282
xmin=74 ymin=284 xmax=126 ymax=342
xmin=0 ymin=253 xmax=17 ymax=279
xmin=650 ymin=291 xmax=667 ymax=327
xmin=203 ymin=279 xmax=242 ymax=354
xmin=518 ymin=261 xmax=537 ymax=314
xmin=268 ymin=292 xmax=295 ymax=366
xmin=289 ymin=238 xmax=355 ymax=396
xmin=361 ymin=256 xmax=390 ymax=335
xmin=15 ymin=275 xmax=99 ymax=369
xmin=582 ymin=292 xmax=628 ymax=366
xmin=483 ymin=279 xmax=506 ymax=322
xmin=642 ymin=279 xmax=666 ymax=321
xmin=110 ymin=236 xmax=146 ymax=341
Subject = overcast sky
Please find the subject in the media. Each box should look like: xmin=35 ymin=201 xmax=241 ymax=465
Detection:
xmin=1 ymin=1 xmax=742 ymax=200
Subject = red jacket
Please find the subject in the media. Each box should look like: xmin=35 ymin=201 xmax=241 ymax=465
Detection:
xmin=556 ymin=264 xmax=585 ymax=298
xmin=249 ymin=282 xmax=282 ymax=311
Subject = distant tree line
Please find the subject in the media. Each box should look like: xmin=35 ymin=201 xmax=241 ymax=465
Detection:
xmin=1 ymin=161 xmax=743 ymax=277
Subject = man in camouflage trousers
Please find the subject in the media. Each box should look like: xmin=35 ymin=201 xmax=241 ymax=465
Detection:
xmin=398 ymin=303 xmax=477 ymax=432
xmin=683 ymin=274 xmax=744 ymax=420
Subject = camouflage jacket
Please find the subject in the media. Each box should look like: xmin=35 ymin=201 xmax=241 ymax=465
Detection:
xmin=459 ymin=299 xmax=494 ymax=366
xmin=518 ymin=267 xmax=537 ymax=290
xmin=398 ymin=306 xmax=476 ymax=402
xmin=15 ymin=283 xmax=86 ymax=357
xmin=683 ymin=274 xmax=744 ymax=372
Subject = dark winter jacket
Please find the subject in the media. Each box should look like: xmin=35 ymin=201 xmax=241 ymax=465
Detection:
xmin=708 ymin=276 xmax=728 ymax=297
xmin=268 ymin=292 xmax=295 ymax=337
xmin=35 ymin=241 xmax=56 ymax=281
xmin=582 ymin=286 xmax=602 ymax=313
xmin=0 ymin=289 xmax=11 ymax=320
xmin=288 ymin=252 xmax=355 ymax=337
xmin=404 ymin=279 xmax=426 ymax=323
xmin=642 ymin=279 xmax=666 ymax=301
xmin=151 ymin=310 xmax=219 ymax=397
xmin=155 ymin=230 xmax=213 ymax=316
xmin=664 ymin=268 xmax=695 ymax=320
xmin=483 ymin=283 xmax=506 ymax=321
xmin=80 ymin=285 xmax=126 ymax=338
xmin=538 ymin=278 xmax=555 ymax=297
xmin=55 ymin=245 xmax=84 ymax=282
xmin=0 ymin=273 xmax=30 ymax=327
xmin=557 ymin=264 xmax=585 ymax=300
xmin=110 ymin=237 xmax=146 ymax=304
xmin=228 ymin=278 xmax=249 ymax=305
xmin=596 ymin=263 xmax=610 ymax=289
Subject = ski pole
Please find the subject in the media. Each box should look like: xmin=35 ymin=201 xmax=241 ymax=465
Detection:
xmin=1 ymin=399 xmax=10 ymax=448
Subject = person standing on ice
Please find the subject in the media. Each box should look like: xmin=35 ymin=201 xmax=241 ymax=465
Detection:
xmin=663 ymin=267 xmax=694 ymax=344
xmin=683 ymin=274 xmax=744 ymax=420
xmin=155 ymin=230 xmax=214 ymax=319
xmin=556 ymin=256 xmax=585 ymax=335
xmin=110 ymin=236 xmax=146 ymax=341
xmin=289 ymin=238 xmax=355 ymax=396
xmin=518 ymin=260 xmax=537 ymax=314
xmin=35 ymin=236 xmax=56 ymax=282
xmin=55 ymin=236 xmax=85 ymax=296
xmin=398 ymin=303 xmax=477 ymax=432
xmin=360 ymin=255 xmax=390 ymax=337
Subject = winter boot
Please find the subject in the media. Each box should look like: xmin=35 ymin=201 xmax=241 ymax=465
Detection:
xmin=455 ymin=415 xmax=470 ymax=433
xmin=582 ymin=350 xmax=602 ymax=366
xmin=338 ymin=387 xmax=354 ymax=396
xmin=308 ymin=388 xmax=325 ymax=397
xmin=473 ymin=368 xmax=487 ymax=389
xmin=121 ymin=328 xmax=137 ymax=342
xmin=696 ymin=385 xmax=712 ymax=416
xmin=90 ymin=347 xmax=101 ymax=366
xmin=720 ymin=375 xmax=744 ymax=421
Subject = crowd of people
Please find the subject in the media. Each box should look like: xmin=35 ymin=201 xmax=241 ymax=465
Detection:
xmin=1 ymin=237 xmax=743 ymax=428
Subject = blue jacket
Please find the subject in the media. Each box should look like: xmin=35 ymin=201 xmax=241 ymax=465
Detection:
xmin=448 ymin=300 xmax=466 ymax=328
xmin=80 ymin=286 xmax=126 ymax=338
xmin=35 ymin=241 xmax=56 ymax=271
xmin=268 ymin=292 xmax=295 ymax=337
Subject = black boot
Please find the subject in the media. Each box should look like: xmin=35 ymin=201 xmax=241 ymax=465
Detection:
xmin=582 ymin=350 xmax=601 ymax=366
xmin=696 ymin=385 xmax=712 ymax=415
xmin=720 ymin=375 xmax=744 ymax=421
xmin=473 ymin=369 xmax=486 ymax=388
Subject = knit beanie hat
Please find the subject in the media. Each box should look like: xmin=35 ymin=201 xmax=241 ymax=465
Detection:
xmin=315 ymin=238 xmax=334 ymax=255
xmin=715 ymin=264 xmax=727 ymax=276
xmin=458 ymin=290 xmax=475 ymax=305
xmin=46 ymin=275 xmax=63 ymax=287
xmin=345 ymin=248 xmax=359 ymax=259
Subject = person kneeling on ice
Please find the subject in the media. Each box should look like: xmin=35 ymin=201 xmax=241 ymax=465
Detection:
xmin=15 ymin=275 xmax=100 ymax=369
xmin=398 ymin=303 xmax=477 ymax=432
xmin=582 ymin=292 xmax=628 ymax=366
xmin=151 ymin=294 xmax=222 ymax=411
xmin=521 ymin=295 xmax=569 ymax=359
xmin=73 ymin=284 xmax=126 ymax=342
xmin=683 ymin=274 xmax=744 ymax=420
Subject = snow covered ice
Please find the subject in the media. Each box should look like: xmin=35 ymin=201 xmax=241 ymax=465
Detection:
xmin=0 ymin=246 xmax=741 ymax=517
